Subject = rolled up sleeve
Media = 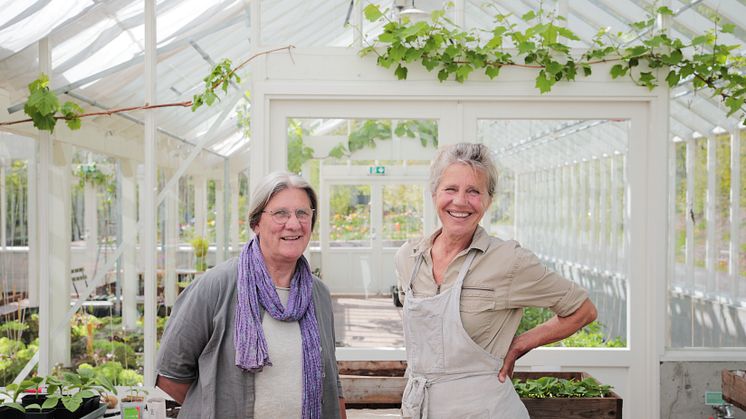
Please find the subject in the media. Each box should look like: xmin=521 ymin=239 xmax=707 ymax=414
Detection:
xmin=507 ymin=248 xmax=588 ymax=317
xmin=156 ymin=275 xmax=217 ymax=382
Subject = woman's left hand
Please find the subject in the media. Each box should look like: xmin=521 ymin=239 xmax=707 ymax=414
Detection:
xmin=497 ymin=298 xmax=597 ymax=383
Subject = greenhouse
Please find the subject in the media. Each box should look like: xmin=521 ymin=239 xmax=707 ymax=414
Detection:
xmin=0 ymin=0 xmax=744 ymax=418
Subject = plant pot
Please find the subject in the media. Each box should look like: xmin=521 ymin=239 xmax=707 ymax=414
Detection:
xmin=20 ymin=395 xmax=56 ymax=418
xmin=78 ymin=404 xmax=105 ymax=419
xmin=20 ymin=395 xmax=103 ymax=419
xmin=24 ymin=410 xmax=56 ymax=419
xmin=722 ymin=369 xmax=746 ymax=411
xmin=80 ymin=396 xmax=101 ymax=417
xmin=0 ymin=406 xmax=25 ymax=419
xmin=515 ymin=372 xmax=622 ymax=419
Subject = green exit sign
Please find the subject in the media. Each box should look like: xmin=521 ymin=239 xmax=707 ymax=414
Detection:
xmin=368 ymin=165 xmax=385 ymax=175
xmin=705 ymin=391 xmax=724 ymax=405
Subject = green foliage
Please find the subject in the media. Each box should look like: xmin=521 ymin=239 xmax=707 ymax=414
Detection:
xmin=287 ymin=120 xmax=314 ymax=173
xmin=74 ymin=162 xmax=112 ymax=188
xmin=559 ymin=321 xmax=626 ymax=348
xmin=382 ymin=184 xmax=424 ymax=241
xmin=77 ymin=361 xmax=141 ymax=386
xmin=0 ymin=337 xmax=38 ymax=386
xmin=348 ymin=120 xmax=392 ymax=152
xmin=0 ymin=376 xmax=43 ymax=412
xmin=0 ymin=320 xmax=29 ymax=334
xmin=513 ymin=376 xmax=613 ymax=398
xmin=329 ymin=185 xmax=371 ymax=241
xmin=327 ymin=119 xmax=438 ymax=159
xmin=191 ymin=236 xmax=209 ymax=271
xmin=517 ymin=307 xmax=626 ymax=348
xmin=117 ymin=368 xmax=143 ymax=386
xmin=22 ymin=73 xmax=83 ymax=132
xmin=235 ymin=91 xmax=251 ymax=138
xmin=395 ymin=120 xmax=438 ymax=148
xmin=361 ymin=4 xmax=746 ymax=123
xmin=192 ymin=59 xmax=240 ymax=111
xmin=90 ymin=361 xmax=122 ymax=385
xmin=516 ymin=306 xmax=553 ymax=335
xmin=92 ymin=339 xmax=138 ymax=367
xmin=39 ymin=366 xmax=117 ymax=413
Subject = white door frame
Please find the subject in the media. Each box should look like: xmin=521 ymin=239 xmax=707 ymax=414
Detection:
xmin=319 ymin=164 xmax=432 ymax=295
xmin=259 ymin=81 xmax=666 ymax=419
xmin=463 ymin=100 xmax=666 ymax=419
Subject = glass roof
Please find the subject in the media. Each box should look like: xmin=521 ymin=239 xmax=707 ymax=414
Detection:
xmin=0 ymin=0 xmax=744 ymax=164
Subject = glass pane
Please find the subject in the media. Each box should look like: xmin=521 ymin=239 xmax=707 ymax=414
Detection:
xmin=382 ymin=184 xmax=424 ymax=248
xmin=0 ymin=133 xmax=35 ymax=385
xmin=740 ymin=130 xmax=746 ymax=289
xmin=693 ymin=138 xmax=707 ymax=280
xmin=261 ymin=0 xmax=352 ymax=47
xmin=329 ymin=184 xmax=371 ymax=248
xmin=672 ymin=141 xmax=687 ymax=280
xmin=669 ymin=132 xmax=746 ymax=348
xmin=479 ymin=119 xmax=629 ymax=348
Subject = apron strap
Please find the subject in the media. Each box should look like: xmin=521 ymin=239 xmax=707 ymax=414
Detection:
xmin=401 ymin=375 xmax=429 ymax=419
xmin=403 ymin=254 xmax=424 ymax=294
xmin=455 ymin=250 xmax=477 ymax=288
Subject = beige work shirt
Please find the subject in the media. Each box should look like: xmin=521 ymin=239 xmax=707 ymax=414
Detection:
xmin=395 ymin=226 xmax=589 ymax=359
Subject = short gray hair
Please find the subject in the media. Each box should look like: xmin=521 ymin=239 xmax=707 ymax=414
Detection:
xmin=248 ymin=172 xmax=318 ymax=230
xmin=430 ymin=143 xmax=498 ymax=197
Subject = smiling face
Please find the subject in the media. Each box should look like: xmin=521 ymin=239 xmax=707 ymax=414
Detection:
xmin=253 ymin=187 xmax=313 ymax=270
xmin=433 ymin=163 xmax=492 ymax=240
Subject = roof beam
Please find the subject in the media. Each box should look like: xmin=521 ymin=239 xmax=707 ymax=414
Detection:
xmin=671 ymin=101 xmax=715 ymax=135
xmin=700 ymin=0 xmax=746 ymax=29
xmin=7 ymin=13 xmax=245 ymax=114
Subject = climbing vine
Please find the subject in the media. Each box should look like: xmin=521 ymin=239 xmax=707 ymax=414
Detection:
xmin=328 ymin=119 xmax=438 ymax=159
xmin=0 ymin=46 xmax=293 ymax=133
xmin=360 ymin=4 xmax=746 ymax=122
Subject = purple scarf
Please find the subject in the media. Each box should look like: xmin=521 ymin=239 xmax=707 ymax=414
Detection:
xmin=235 ymin=237 xmax=322 ymax=419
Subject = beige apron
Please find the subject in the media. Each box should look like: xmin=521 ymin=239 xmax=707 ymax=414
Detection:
xmin=401 ymin=250 xmax=529 ymax=419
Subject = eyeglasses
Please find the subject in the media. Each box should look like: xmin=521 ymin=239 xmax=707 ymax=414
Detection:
xmin=262 ymin=208 xmax=315 ymax=224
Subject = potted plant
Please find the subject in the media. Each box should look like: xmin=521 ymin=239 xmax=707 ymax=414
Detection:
xmin=120 ymin=387 xmax=148 ymax=419
xmin=190 ymin=236 xmax=209 ymax=272
xmin=513 ymin=372 xmax=622 ymax=419
xmin=20 ymin=368 xmax=116 ymax=419
xmin=0 ymin=376 xmax=44 ymax=418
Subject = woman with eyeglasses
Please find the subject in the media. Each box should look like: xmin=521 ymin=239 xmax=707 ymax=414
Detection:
xmin=156 ymin=172 xmax=347 ymax=419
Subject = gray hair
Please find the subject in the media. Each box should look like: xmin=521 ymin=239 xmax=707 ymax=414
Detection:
xmin=430 ymin=143 xmax=498 ymax=198
xmin=248 ymin=171 xmax=318 ymax=230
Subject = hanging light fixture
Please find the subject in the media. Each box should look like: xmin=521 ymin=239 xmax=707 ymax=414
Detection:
xmin=396 ymin=0 xmax=429 ymax=22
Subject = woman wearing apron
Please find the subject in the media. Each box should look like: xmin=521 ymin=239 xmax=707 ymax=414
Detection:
xmin=395 ymin=143 xmax=598 ymax=419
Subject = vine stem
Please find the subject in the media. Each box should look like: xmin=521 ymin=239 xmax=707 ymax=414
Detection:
xmin=445 ymin=57 xmax=623 ymax=69
xmin=0 ymin=101 xmax=194 ymax=127
xmin=0 ymin=45 xmax=295 ymax=128
xmin=211 ymin=45 xmax=295 ymax=91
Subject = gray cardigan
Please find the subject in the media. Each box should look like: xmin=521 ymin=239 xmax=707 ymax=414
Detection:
xmin=156 ymin=258 xmax=343 ymax=419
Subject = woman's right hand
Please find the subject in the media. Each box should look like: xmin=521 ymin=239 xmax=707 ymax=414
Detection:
xmin=498 ymin=298 xmax=597 ymax=382
xmin=498 ymin=334 xmax=529 ymax=383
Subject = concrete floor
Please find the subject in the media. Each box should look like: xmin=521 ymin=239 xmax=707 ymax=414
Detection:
xmin=332 ymin=295 xmax=404 ymax=348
